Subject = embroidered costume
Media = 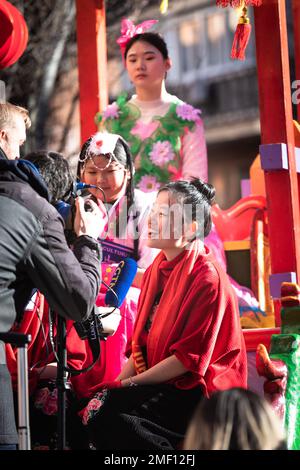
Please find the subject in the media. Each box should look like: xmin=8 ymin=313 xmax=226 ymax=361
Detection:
xmin=71 ymin=189 xmax=159 ymax=398
xmin=96 ymin=91 xmax=208 ymax=191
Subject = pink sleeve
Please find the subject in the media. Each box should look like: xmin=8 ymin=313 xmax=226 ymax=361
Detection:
xmin=181 ymin=119 xmax=208 ymax=182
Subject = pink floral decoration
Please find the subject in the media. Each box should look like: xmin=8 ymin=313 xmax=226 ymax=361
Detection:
xmin=102 ymin=102 xmax=119 ymax=120
xmin=34 ymin=387 xmax=49 ymax=409
xmin=138 ymin=175 xmax=160 ymax=192
xmin=81 ymin=407 xmax=90 ymax=426
xmin=149 ymin=141 xmax=175 ymax=167
xmin=117 ymin=19 xmax=158 ymax=57
xmin=176 ymin=103 xmax=201 ymax=121
xmin=43 ymin=389 xmax=58 ymax=416
xmin=81 ymin=393 xmax=104 ymax=426
xmin=131 ymin=120 xmax=159 ymax=140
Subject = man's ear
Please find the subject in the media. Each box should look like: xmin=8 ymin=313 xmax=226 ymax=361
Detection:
xmin=0 ymin=129 xmax=7 ymax=141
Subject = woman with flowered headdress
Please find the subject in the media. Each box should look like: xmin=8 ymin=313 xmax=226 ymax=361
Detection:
xmin=96 ymin=18 xmax=207 ymax=192
xmin=97 ymin=19 xmax=259 ymax=315
xmin=69 ymin=131 xmax=159 ymax=405
xmin=78 ymin=179 xmax=247 ymax=450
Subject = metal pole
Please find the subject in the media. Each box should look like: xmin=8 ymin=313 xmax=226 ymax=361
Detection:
xmin=56 ymin=315 xmax=68 ymax=450
xmin=17 ymin=344 xmax=31 ymax=450
xmin=0 ymin=333 xmax=32 ymax=451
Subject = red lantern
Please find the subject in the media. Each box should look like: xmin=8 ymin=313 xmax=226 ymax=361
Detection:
xmin=0 ymin=0 xmax=28 ymax=69
xmin=216 ymin=0 xmax=262 ymax=60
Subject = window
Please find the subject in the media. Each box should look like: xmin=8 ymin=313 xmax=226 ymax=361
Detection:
xmin=178 ymin=19 xmax=203 ymax=73
xmin=173 ymin=7 xmax=256 ymax=83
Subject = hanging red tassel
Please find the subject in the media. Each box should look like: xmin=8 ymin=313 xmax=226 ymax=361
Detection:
xmin=231 ymin=6 xmax=252 ymax=60
xmin=216 ymin=0 xmax=262 ymax=6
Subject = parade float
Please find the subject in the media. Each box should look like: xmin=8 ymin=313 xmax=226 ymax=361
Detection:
xmin=74 ymin=0 xmax=300 ymax=448
xmin=1 ymin=0 xmax=299 ymax=449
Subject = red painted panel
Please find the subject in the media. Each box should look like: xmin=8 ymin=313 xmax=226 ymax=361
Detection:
xmin=292 ymin=0 xmax=300 ymax=121
xmin=243 ymin=327 xmax=280 ymax=352
xmin=254 ymin=0 xmax=300 ymax=279
xmin=76 ymin=0 xmax=108 ymax=144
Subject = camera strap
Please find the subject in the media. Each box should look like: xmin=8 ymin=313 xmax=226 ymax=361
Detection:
xmin=69 ymin=308 xmax=102 ymax=376
xmin=48 ymin=309 xmax=102 ymax=376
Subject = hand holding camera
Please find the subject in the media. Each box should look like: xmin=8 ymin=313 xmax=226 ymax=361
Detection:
xmin=73 ymin=196 xmax=107 ymax=240
xmin=74 ymin=306 xmax=121 ymax=340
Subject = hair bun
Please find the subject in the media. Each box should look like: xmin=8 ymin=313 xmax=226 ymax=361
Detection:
xmin=190 ymin=179 xmax=216 ymax=205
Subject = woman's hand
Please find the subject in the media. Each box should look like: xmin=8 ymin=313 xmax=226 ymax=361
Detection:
xmin=121 ymin=376 xmax=138 ymax=387
xmin=120 ymin=355 xmax=188 ymax=387
xmin=73 ymin=196 xmax=106 ymax=239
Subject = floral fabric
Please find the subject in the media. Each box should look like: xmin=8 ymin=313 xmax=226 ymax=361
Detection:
xmin=96 ymin=93 xmax=203 ymax=191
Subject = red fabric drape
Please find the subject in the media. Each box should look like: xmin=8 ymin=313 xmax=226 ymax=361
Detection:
xmin=132 ymin=242 xmax=247 ymax=397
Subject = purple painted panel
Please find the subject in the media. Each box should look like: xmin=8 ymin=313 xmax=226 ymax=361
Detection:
xmin=260 ymin=143 xmax=288 ymax=170
xmin=270 ymin=272 xmax=297 ymax=298
xmin=241 ymin=179 xmax=251 ymax=198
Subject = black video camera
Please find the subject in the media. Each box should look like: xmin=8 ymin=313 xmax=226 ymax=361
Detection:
xmin=55 ymin=182 xmax=97 ymax=245
xmin=74 ymin=308 xmax=104 ymax=340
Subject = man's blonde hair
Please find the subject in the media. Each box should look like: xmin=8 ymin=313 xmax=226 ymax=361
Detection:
xmin=0 ymin=102 xmax=31 ymax=130
xmin=184 ymin=388 xmax=286 ymax=450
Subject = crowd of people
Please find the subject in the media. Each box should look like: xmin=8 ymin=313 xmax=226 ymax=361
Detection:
xmin=0 ymin=18 xmax=286 ymax=451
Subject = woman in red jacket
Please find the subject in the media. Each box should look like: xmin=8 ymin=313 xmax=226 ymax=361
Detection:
xmin=78 ymin=179 xmax=247 ymax=450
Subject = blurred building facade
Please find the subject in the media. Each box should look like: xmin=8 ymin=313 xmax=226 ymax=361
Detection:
xmin=49 ymin=1 xmax=294 ymax=209
xmin=106 ymin=0 xmax=260 ymax=208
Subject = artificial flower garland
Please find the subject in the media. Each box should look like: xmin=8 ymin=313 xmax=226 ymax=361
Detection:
xmin=95 ymin=93 xmax=201 ymax=191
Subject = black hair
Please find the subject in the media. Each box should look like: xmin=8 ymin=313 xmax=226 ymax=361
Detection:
xmin=158 ymin=179 xmax=216 ymax=238
xmin=77 ymin=136 xmax=135 ymax=208
xmin=24 ymin=150 xmax=74 ymax=204
xmin=124 ymin=32 xmax=169 ymax=60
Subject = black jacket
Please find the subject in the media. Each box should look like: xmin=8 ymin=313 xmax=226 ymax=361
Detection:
xmin=0 ymin=149 xmax=102 ymax=444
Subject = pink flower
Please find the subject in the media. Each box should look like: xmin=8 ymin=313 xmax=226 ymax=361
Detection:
xmin=138 ymin=175 xmax=160 ymax=192
xmin=102 ymin=102 xmax=119 ymax=119
xmin=81 ymin=408 xmax=90 ymax=426
xmin=88 ymin=398 xmax=103 ymax=411
xmin=176 ymin=103 xmax=201 ymax=121
xmin=43 ymin=399 xmax=58 ymax=416
xmin=34 ymin=388 xmax=49 ymax=408
xmin=149 ymin=141 xmax=175 ymax=167
xmin=43 ymin=389 xmax=58 ymax=415
xmin=131 ymin=121 xmax=159 ymax=139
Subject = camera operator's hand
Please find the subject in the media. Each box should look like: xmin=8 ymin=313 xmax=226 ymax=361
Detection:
xmin=74 ymin=196 xmax=106 ymax=239
xmin=96 ymin=306 xmax=121 ymax=336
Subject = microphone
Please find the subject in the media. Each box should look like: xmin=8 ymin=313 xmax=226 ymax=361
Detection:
xmin=97 ymin=258 xmax=138 ymax=334
xmin=74 ymin=182 xmax=106 ymax=205
xmin=74 ymin=258 xmax=137 ymax=341
xmin=104 ymin=258 xmax=138 ymax=308
xmin=75 ymin=182 xmax=98 ymax=192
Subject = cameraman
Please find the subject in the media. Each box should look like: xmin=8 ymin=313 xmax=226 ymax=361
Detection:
xmin=0 ymin=109 xmax=104 ymax=449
